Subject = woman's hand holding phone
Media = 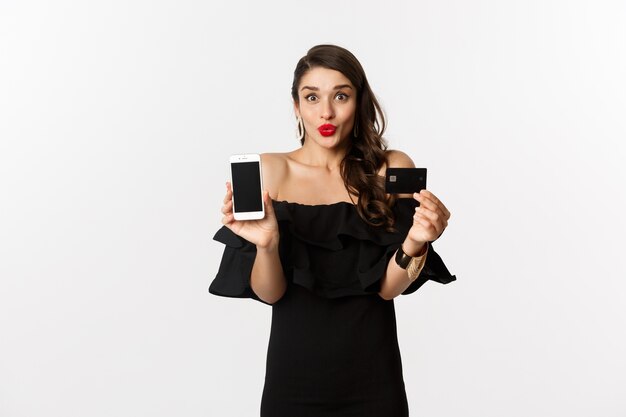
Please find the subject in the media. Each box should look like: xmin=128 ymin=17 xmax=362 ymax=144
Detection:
xmin=221 ymin=182 xmax=280 ymax=250
xmin=403 ymin=190 xmax=451 ymax=256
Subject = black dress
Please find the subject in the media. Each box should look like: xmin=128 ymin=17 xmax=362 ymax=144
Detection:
xmin=209 ymin=198 xmax=455 ymax=417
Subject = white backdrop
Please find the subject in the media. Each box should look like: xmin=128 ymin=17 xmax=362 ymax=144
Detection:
xmin=1 ymin=0 xmax=625 ymax=416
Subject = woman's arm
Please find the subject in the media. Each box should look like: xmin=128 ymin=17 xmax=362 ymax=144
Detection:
xmin=220 ymin=153 xmax=288 ymax=304
xmin=249 ymin=192 xmax=287 ymax=305
xmin=377 ymin=150 xmax=450 ymax=300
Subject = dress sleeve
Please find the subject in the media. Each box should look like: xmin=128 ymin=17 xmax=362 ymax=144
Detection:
xmin=390 ymin=198 xmax=457 ymax=295
xmin=401 ymin=241 xmax=456 ymax=295
xmin=208 ymin=226 xmax=271 ymax=305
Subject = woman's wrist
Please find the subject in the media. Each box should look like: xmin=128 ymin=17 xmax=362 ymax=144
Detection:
xmin=395 ymin=241 xmax=429 ymax=282
xmin=256 ymin=234 xmax=280 ymax=252
xmin=401 ymin=240 xmax=427 ymax=258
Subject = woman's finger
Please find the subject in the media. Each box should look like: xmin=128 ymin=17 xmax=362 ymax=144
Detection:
xmin=262 ymin=190 xmax=274 ymax=218
xmin=419 ymin=190 xmax=451 ymax=220
xmin=412 ymin=212 xmax=433 ymax=230
xmin=221 ymin=199 xmax=232 ymax=214
xmin=414 ymin=209 xmax=445 ymax=237
xmin=424 ymin=190 xmax=451 ymax=220
xmin=414 ymin=199 xmax=448 ymax=232
xmin=223 ymin=182 xmax=232 ymax=204
xmin=412 ymin=213 xmax=440 ymax=240
xmin=222 ymin=213 xmax=233 ymax=225
xmin=414 ymin=193 xmax=447 ymax=220
xmin=415 ymin=206 xmax=441 ymax=226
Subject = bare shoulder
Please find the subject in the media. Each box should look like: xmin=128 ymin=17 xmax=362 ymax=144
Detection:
xmin=386 ymin=149 xmax=416 ymax=169
xmin=260 ymin=153 xmax=289 ymax=199
xmin=378 ymin=149 xmax=416 ymax=177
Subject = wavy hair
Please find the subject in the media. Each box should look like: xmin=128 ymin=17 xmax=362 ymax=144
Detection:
xmin=291 ymin=44 xmax=396 ymax=231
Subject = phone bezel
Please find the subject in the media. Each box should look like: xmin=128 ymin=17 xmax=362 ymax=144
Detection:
xmin=229 ymin=154 xmax=265 ymax=221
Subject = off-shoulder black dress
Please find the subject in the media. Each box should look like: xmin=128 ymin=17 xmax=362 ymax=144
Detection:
xmin=209 ymin=198 xmax=455 ymax=417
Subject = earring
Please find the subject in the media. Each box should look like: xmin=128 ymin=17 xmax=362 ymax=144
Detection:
xmin=353 ymin=122 xmax=359 ymax=138
xmin=296 ymin=116 xmax=305 ymax=140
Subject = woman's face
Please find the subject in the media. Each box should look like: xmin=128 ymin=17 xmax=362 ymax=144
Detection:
xmin=295 ymin=66 xmax=357 ymax=150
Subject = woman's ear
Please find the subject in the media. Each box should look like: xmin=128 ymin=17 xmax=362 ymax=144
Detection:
xmin=293 ymin=101 xmax=300 ymax=118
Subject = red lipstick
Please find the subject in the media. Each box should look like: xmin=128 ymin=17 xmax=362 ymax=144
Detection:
xmin=318 ymin=124 xmax=337 ymax=137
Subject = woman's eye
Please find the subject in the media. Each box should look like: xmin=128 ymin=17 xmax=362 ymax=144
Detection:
xmin=305 ymin=95 xmax=317 ymax=102
xmin=336 ymin=93 xmax=349 ymax=101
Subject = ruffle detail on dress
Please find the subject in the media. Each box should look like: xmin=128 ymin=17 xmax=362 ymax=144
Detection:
xmin=209 ymin=227 xmax=271 ymax=305
xmin=209 ymin=198 xmax=456 ymax=303
xmin=270 ymin=199 xmax=414 ymax=250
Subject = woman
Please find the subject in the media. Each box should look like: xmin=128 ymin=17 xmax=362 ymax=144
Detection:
xmin=210 ymin=44 xmax=456 ymax=417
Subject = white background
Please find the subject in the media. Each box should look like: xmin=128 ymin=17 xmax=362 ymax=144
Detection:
xmin=1 ymin=0 xmax=625 ymax=416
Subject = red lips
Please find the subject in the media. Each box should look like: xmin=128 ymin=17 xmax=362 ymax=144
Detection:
xmin=317 ymin=124 xmax=337 ymax=137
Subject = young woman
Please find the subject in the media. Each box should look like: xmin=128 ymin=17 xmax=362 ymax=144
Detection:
xmin=210 ymin=44 xmax=456 ymax=417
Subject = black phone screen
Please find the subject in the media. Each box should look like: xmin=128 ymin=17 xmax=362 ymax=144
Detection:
xmin=231 ymin=161 xmax=263 ymax=212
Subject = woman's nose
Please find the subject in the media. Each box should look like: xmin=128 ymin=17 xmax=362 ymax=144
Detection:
xmin=320 ymin=100 xmax=335 ymax=120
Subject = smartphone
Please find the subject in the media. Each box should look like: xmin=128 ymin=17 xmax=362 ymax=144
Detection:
xmin=385 ymin=168 xmax=427 ymax=196
xmin=229 ymin=154 xmax=265 ymax=220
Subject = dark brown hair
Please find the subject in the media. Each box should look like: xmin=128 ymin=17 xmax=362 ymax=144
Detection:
xmin=291 ymin=44 xmax=396 ymax=230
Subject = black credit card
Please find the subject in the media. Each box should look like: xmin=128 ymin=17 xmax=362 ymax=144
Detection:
xmin=385 ymin=168 xmax=427 ymax=194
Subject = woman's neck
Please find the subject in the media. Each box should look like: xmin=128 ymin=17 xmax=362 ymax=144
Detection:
xmin=293 ymin=140 xmax=349 ymax=172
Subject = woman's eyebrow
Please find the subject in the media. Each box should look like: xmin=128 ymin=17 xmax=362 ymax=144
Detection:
xmin=300 ymin=84 xmax=354 ymax=91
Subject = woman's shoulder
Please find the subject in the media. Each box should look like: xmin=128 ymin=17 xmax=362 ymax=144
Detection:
xmin=380 ymin=149 xmax=416 ymax=174
xmin=260 ymin=152 xmax=291 ymax=199
xmin=260 ymin=152 xmax=292 ymax=171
